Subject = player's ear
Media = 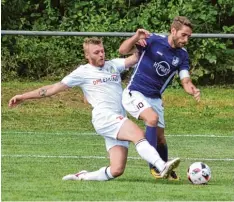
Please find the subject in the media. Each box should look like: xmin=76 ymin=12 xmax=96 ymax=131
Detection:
xmin=171 ymin=27 xmax=177 ymax=36
xmin=85 ymin=52 xmax=89 ymax=60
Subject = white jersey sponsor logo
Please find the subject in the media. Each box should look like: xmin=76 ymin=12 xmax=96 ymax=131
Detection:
xmin=93 ymin=74 xmax=119 ymax=85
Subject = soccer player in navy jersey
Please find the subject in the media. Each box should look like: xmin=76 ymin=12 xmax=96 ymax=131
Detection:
xmin=119 ymin=16 xmax=200 ymax=180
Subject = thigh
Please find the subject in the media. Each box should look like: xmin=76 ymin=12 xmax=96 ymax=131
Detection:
xmin=104 ymin=136 xmax=129 ymax=151
xmin=117 ymin=119 xmax=145 ymax=144
xmin=108 ymin=145 xmax=128 ymax=170
xmin=122 ymin=89 xmax=151 ymax=119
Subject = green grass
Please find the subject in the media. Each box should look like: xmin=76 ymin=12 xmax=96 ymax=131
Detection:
xmin=1 ymin=81 xmax=234 ymax=201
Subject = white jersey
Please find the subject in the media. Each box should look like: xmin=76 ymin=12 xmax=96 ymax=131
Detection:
xmin=61 ymin=58 xmax=126 ymax=115
xmin=61 ymin=58 xmax=129 ymax=150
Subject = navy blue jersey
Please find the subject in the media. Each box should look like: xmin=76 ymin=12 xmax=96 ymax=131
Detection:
xmin=127 ymin=34 xmax=190 ymax=98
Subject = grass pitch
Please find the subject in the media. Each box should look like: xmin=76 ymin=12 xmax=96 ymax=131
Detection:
xmin=1 ymin=82 xmax=234 ymax=201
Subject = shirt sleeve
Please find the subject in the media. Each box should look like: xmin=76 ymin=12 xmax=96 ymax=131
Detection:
xmin=179 ymin=51 xmax=190 ymax=71
xmin=178 ymin=51 xmax=190 ymax=79
xmin=61 ymin=66 xmax=84 ymax=87
xmin=110 ymin=58 xmax=126 ymax=73
xmin=179 ymin=69 xmax=190 ymax=80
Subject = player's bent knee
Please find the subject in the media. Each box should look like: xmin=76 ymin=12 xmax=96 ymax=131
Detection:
xmin=145 ymin=116 xmax=159 ymax=127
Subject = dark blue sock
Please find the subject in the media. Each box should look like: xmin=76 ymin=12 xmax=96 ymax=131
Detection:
xmin=145 ymin=126 xmax=157 ymax=169
xmin=157 ymin=144 xmax=168 ymax=162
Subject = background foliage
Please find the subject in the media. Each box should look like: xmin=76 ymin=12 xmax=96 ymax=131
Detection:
xmin=1 ymin=0 xmax=234 ymax=84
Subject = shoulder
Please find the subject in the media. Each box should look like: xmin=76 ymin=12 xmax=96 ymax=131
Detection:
xmin=107 ymin=58 xmax=125 ymax=64
xmin=69 ymin=64 xmax=88 ymax=75
xmin=146 ymin=33 xmax=167 ymax=45
xmin=181 ymin=47 xmax=188 ymax=53
xmin=104 ymin=59 xmax=125 ymax=73
xmin=78 ymin=64 xmax=89 ymax=69
xmin=151 ymin=33 xmax=167 ymax=40
xmin=176 ymin=47 xmax=189 ymax=58
xmin=180 ymin=47 xmax=189 ymax=58
xmin=105 ymin=58 xmax=125 ymax=67
xmin=75 ymin=64 xmax=89 ymax=71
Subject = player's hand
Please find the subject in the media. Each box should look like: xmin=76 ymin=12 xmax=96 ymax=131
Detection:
xmin=193 ymin=89 xmax=200 ymax=102
xmin=136 ymin=39 xmax=147 ymax=47
xmin=8 ymin=95 xmax=24 ymax=108
xmin=135 ymin=29 xmax=150 ymax=46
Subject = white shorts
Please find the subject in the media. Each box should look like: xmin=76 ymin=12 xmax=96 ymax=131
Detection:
xmin=92 ymin=110 xmax=129 ymax=151
xmin=122 ymin=88 xmax=165 ymax=128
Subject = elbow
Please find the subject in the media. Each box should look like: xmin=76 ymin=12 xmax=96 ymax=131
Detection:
xmin=119 ymin=46 xmax=126 ymax=55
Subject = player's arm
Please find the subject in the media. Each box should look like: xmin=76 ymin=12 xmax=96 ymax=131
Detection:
xmin=119 ymin=29 xmax=150 ymax=55
xmin=124 ymin=52 xmax=140 ymax=69
xmin=8 ymin=82 xmax=69 ymax=108
xmin=180 ymin=71 xmax=200 ymax=102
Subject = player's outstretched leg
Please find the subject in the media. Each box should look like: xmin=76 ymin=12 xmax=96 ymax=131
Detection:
xmin=62 ymin=166 xmax=114 ymax=181
xmin=62 ymin=170 xmax=88 ymax=181
xmin=62 ymin=145 xmax=128 ymax=181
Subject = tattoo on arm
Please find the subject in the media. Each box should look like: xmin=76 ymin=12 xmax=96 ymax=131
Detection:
xmin=39 ymin=88 xmax=47 ymax=97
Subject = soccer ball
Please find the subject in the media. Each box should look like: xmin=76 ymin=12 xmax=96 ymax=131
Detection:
xmin=187 ymin=162 xmax=211 ymax=184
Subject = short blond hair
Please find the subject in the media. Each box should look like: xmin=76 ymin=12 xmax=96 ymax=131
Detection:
xmin=83 ymin=37 xmax=103 ymax=53
xmin=171 ymin=16 xmax=193 ymax=31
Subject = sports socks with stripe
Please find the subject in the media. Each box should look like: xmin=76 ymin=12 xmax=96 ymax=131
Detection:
xmin=135 ymin=138 xmax=165 ymax=172
xmin=81 ymin=166 xmax=114 ymax=181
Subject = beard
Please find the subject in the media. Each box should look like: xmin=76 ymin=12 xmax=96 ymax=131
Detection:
xmin=172 ymin=37 xmax=186 ymax=48
xmin=91 ymin=58 xmax=105 ymax=67
xmin=97 ymin=59 xmax=105 ymax=67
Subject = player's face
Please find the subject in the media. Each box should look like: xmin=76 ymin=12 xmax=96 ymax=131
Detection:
xmin=86 ymin=44 xmax=105 ymax=67
xmin=172 ymin=25 xmax=192 ymax=48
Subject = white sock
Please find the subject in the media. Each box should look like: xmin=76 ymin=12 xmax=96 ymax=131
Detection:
xmin=135 ymin=139 xmax=165 ymax=172
xmin=82 ymin=166 xmax=114 ymax=181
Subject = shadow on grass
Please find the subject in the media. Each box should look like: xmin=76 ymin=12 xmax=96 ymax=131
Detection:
xmin=116 ymin=177 xmax=188 ymax=185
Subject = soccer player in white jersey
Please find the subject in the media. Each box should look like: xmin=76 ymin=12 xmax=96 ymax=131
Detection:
xmin=119 ymin=16 xmax=201 ymax=180
xmin=8 ymin=37 xmax=180 ymax=181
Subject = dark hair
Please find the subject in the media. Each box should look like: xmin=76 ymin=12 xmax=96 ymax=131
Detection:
xmin=171 ymin=16 xmax=193 ymax=30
